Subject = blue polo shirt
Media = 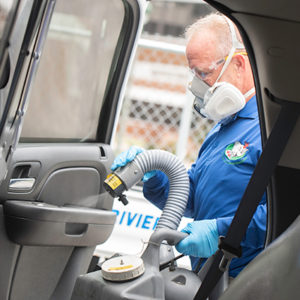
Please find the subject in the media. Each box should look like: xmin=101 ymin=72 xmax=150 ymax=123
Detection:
xmin=143 ymin=95 xmax=266 ymax=277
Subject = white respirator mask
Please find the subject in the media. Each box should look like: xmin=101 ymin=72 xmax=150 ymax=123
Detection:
xmin=198 ymin=82 xmax=255 ymax=121
xmin=189 ymin=18 xmax=255 ymax=121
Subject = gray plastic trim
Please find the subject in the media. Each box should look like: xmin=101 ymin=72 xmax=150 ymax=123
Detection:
xmin=4 ymin=200 xmax=116 ymax=224
xmin=0 ymin=143 xmax=115 ymax=201
xmin=4 ymin=200 xmax=116 ymax=246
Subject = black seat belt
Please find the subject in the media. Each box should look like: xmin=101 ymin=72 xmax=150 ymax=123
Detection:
xmin=194 ymin=93 xmax=300 ymax=300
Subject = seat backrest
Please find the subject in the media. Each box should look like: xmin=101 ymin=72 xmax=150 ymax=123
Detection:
xmin=219 ymin=215 xmax=300 ymax=300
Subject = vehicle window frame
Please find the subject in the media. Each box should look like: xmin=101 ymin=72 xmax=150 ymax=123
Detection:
xmin=96 ymin=0 xmax=141 ymax=144
xmin=19 ymin=0 xmax=141 ymax=144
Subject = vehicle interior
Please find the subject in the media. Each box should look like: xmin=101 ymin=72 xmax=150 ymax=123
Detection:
xmin=0 ymin=0 xmax=299 ymax=299
xmin=0 ymin=1 xmax=140 ymax=299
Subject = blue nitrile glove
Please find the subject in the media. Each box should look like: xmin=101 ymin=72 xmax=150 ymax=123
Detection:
xmin=111 ymin=146 xmax=156 ymax=182
xmin=175 ymin=219 xmax=219 ymax=258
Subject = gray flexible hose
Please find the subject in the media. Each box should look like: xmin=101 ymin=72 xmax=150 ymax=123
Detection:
xmin=132 ymin=150 xmax=190 ymax=230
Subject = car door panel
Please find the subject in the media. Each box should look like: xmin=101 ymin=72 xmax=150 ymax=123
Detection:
xmin=0 ymin=0 xmax=144 ymax=298
xmin=0 ymin=143 xmax=116 ymax=300
xmin=1 ymin=143 xmax=116 ymax=245
xmin=1 ymin=144 xmax=113 ymax=200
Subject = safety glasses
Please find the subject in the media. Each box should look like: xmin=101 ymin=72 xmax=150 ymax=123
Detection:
xmin=190 ymin=51 xmax=248 ymax=82
xmin=190 ymin=58 xmax=225 ymax=81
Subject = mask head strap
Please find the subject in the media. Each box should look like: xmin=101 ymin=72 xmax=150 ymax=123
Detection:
xmin=243 ymin=87 xmax=255 ymax=99
xmin=215 ymin=18 xmax=245 ymax=83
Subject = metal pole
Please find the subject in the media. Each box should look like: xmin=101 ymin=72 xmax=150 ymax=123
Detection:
xmin=176 ymin=90 xmax=194 ymax=160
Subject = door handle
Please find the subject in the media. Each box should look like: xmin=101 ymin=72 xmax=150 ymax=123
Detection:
xmin=9 ymin=178 xmax=36 ymax=191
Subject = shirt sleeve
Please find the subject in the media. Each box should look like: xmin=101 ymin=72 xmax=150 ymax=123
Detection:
xmin=143 ymin=170 xmax=169 ymax=210
xmin=216 ymin=201 xmax=267 ymax=249
xmin=143 ymin=166 xmax=196 ymax=218
xmin=185 ymin=163 xmax=196 ymax=218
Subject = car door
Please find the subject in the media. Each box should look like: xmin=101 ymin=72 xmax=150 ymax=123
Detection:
xmin=0 ymin=0 xmax=146 ymax=300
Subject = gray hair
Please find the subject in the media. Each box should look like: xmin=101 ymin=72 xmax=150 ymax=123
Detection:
xmin=185 ymin=13 xmax=244 ymax=59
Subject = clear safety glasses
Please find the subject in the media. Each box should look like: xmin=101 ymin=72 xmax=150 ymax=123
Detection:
xmin=190 ymin=51 xmax=248 ymax=82
xmin=190 ymin=58 xmax=225 ymax=81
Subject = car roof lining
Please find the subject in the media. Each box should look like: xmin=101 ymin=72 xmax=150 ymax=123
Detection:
xmin=214 ymin=0 xmax=300 ymax=23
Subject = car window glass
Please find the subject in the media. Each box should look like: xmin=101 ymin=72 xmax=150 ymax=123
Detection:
xmin=112 ymin=1 xmax=216 ymax=167
xmin=21 ymin=0 xmax=124 ymax=140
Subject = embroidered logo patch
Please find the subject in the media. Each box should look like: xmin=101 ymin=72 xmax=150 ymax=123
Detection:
xmin=223 ymin=141 xmax=249 ymax=164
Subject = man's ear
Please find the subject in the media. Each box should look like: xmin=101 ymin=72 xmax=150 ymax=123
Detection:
xmin=233 ymin=54 xmax=246 ymax=73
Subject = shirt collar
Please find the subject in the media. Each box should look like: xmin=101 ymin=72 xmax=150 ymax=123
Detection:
xmin=236 ymin=95 xmax=258 ymax=119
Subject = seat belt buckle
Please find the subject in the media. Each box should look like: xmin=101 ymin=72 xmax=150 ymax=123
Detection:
xmin=218 ymin=236 xmax=242 ymax=272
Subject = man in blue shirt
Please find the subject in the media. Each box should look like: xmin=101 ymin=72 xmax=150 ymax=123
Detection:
xmin=143 ymin=96 xmax=266 ymax=277
xmin=111 ymin=13 xmax=266 ymax=278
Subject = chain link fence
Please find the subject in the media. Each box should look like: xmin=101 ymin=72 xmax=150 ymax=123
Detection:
xmin=113 ymin=35 xmax=215 ymax=168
